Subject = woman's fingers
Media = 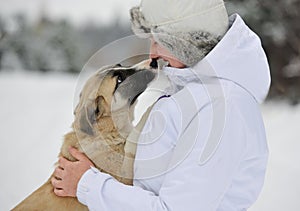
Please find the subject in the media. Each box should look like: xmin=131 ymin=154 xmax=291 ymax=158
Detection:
xmin=51 ymin=176 xmax=62 ymax=189
xmin=68 ymin=147 xmax=87 ymax=161
xmin=58 ymin=156 xmax=69 ymax=169
xmin=51 ymin=152 xmax=94 ymax=197
xmin=53 ymin=166 xmax=64 ymax=179
xmin=53 ymin=187 xmax=68 ymax=197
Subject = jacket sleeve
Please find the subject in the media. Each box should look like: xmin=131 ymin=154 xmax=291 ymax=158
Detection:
xmin=77 ymin=167 xmax=171 ymax=210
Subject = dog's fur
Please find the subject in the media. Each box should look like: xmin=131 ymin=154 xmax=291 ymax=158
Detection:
xmin=12 ymin=59 xmax=157 ymax=211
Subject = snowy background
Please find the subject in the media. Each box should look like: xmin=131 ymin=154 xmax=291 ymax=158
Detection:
xmin=0 ymin=0 xmax=300 ymax=210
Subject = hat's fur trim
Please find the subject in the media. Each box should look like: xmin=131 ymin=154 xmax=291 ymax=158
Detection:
xmin=153 ymin=30 xmax=220 ymax=66
xmin=130 ymin=7 xmax=220 ymax=66
xmin=130 ymin=7 xmax=152 ymax=38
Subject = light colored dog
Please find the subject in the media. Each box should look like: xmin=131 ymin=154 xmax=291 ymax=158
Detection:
xmin=12 ymin=59 xmax=158 ymax=210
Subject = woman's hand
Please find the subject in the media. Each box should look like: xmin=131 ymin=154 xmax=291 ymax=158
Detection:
xmin=51 ymin=147 xmax=95 ymax=197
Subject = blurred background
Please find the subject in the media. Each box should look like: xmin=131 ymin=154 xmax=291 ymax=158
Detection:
xmin=0 ymin=0 xmax=299 ymax=210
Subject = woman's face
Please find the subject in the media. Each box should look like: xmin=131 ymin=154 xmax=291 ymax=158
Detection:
xmin=149 ymin=39 xmax=186 ymax=68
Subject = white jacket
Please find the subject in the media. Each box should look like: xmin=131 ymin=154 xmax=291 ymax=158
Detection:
xmin=77 ymin=14 xmax=271 ymax=211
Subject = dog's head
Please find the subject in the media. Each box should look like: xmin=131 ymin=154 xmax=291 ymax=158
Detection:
xmin=73 ymin=59 xmax=158 ymax=138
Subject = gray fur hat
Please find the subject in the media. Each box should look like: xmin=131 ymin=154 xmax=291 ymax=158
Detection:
xmin=130 ymin=0 xmax=229 ymax=66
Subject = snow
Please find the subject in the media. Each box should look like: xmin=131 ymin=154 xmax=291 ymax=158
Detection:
xmin=0 ymin=72 xmax=299 ymax=210
xmin=249 ymin=101 xmax=300 ymax=211
xmin=0 ymin=72 xmax=76 ymax=210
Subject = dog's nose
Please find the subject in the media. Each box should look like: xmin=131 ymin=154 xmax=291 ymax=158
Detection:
xmin=150 ymin=58 xmax=158 ymax=69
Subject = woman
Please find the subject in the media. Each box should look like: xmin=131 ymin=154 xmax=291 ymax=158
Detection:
xmin=51 ymin=0 xmax=271 ymax=210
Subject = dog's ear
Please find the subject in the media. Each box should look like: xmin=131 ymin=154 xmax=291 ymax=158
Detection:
xmin=79 ymin=102 xmax=96 ymax=136
xmin=79 ymin=95 xmax=109 ymax=136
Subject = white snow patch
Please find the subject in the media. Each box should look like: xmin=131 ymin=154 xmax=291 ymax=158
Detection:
xmin=0 ymin=72 xmax=77 ymax=210
xmin=249 ymin=101 xmax=300 ymax=211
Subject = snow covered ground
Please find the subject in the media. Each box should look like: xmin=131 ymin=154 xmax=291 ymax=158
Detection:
xmin=0 ymin=72 xmax=299 ymax=210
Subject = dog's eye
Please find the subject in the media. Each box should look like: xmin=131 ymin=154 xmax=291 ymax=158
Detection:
xmin=113 ymin=71 xmax=127 ymax=91
xmin=117 ymin=75 xmax=124 ymax=85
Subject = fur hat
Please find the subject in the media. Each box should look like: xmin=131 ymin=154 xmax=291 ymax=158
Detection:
xmin=130 ymin=0 xmax=229 ymax=66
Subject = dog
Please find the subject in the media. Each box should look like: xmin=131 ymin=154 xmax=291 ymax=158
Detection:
xmin=12 ymin=59 xmax=159 ymax=211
